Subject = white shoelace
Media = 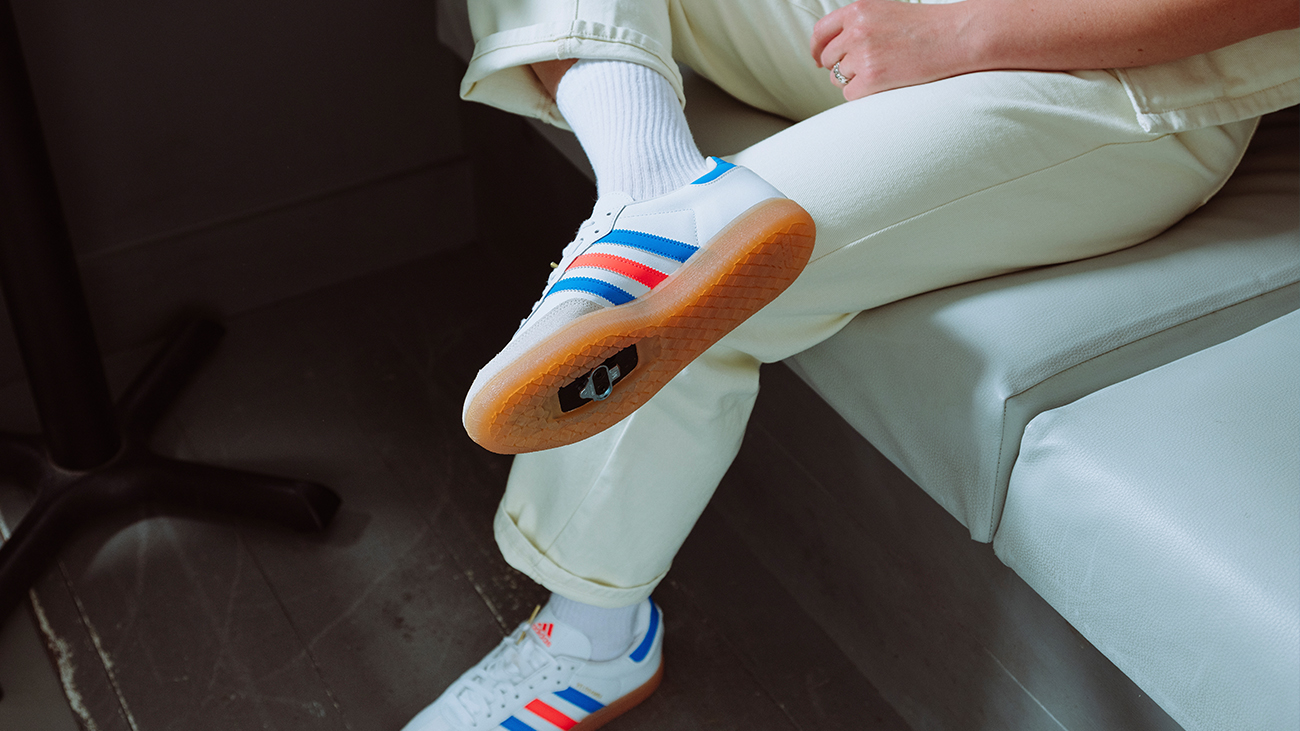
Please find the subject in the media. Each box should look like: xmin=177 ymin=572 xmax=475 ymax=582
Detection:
xmin=517 ymin=198 xmax=626 ymax=331
xmin=449 ymin=635 xmax=555 ymax=725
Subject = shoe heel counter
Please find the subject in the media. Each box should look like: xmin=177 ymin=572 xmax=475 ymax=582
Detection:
xmin=628 ymin=599 xmax=663 ymax=665
xmin=696 ymin=177 xmax=785 ymax=244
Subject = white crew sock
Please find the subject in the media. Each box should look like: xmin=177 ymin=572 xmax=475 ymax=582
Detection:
xmin=546 ymin=593 xmax=640 ymax=662
xmin=555 ymin=59 xmax=710 ymax=201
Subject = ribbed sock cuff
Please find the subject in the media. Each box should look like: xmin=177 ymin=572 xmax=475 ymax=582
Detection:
xmin=546 ymin=593 xmax=641 ymax=662
xmin=556 ymin=59 xmax=709 ymax=201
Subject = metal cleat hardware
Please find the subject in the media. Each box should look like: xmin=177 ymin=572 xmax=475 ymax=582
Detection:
xmin=579 ymin=365 xmax=620 ymax=401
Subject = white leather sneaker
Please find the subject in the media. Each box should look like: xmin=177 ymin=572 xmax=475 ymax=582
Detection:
xmin=400 ymin=599 xmax=665 ymax=731
xmin=463 ymin=157 xmax=815 ymax=454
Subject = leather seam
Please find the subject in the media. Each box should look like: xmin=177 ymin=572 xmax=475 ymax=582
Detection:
xmin=989 ymin=280 xmax=1300 ymax=540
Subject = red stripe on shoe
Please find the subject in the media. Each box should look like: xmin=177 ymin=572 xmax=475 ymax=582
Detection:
xmin=524 ymin=699 xmax=578 ymax=730
xmin=567 ymin=253 xmax=668 ymax=289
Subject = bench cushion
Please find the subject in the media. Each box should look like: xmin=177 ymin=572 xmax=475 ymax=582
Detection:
xmin=786 ymin=107 xmax=1299 ymax=540
xmin=993 ymin=309 xmax=1300 ymax=731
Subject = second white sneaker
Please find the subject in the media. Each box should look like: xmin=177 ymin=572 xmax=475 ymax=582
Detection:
xmin=401 ymin=598 xmax=665 ymax=731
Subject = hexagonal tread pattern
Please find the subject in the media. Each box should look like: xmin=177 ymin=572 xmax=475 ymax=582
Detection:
xmin=467 ymin=199 xmax=815 ymax=454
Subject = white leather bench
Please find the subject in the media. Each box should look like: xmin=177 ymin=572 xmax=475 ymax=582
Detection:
xmin=995 ymin=309 xmax=1300 ymax=731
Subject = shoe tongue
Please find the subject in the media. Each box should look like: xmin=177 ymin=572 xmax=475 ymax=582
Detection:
xmin=527 ymin=608 xmax=592 ymax=660
xmin=595 ymin=191 xmax=634 ymax=211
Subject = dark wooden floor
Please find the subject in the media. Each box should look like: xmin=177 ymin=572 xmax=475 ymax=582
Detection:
xmin=0 ymin=101 xmax=909 ymax=730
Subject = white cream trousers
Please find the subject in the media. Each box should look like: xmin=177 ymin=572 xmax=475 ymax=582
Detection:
xmin=463 ymin=0 xmax=1258 ymax=607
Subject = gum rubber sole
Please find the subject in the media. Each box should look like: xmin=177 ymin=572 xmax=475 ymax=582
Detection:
xmin=573 ymin=658 xmax=664 ymax=730
xmin=465 ymin=197 xmax=815 ymax=454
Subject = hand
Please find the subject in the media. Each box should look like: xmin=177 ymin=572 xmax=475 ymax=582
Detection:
xmin=810 ymin=0 xmax=977 ymax=101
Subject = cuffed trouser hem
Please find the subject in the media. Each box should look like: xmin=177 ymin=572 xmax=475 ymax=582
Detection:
xmin=462 ymin=21 xmax=683 ymax=130
xmin=494 ymin=503 xmax=664 ymax=608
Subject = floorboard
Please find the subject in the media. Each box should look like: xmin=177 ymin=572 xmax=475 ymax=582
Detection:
xmin=0 ymin=602 xmax=80 ymax=731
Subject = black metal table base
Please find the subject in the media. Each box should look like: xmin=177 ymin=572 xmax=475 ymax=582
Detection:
xmin=0 ymin=0 xmax=341 ymax=703
xmin=0 ymin=319 xmax=341 ymax=625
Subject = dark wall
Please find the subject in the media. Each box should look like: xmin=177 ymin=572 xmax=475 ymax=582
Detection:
xmin=2 ymin=0 xmax=474 ymax=383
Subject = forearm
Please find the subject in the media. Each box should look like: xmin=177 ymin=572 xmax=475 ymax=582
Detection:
xmin=957 ymin=0 xmax=1299 ymax=73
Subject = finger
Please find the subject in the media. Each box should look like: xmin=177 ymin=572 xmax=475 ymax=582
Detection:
xmin=818 ymin=33 xmax=850 ymax=73
xmin=842 ymin=75 xmax=867 ymax=101
xmin=841 ymin=69 xmax=880 ymax=102
xmin=809 ymin=9 xmax=847 ymax=67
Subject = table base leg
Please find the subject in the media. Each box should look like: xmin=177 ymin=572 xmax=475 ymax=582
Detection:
xmin=0 ymin=319 xmax=341 ymax=624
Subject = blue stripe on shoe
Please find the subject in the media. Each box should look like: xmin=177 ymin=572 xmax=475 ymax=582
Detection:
xmin=547 ymin=277 xmax=635 ymax=306
xmin=691 ymin=157 xmax=735 ymax=185
xmin=555 ymin=687 xmax=606 ymax=713
xmin=629 ymin=599 xmax=660 ymax=663
xmin=595 ymin=229 xmax=698 ymax=263
xmin=500 ymin=716 xmax=538 ymax=731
